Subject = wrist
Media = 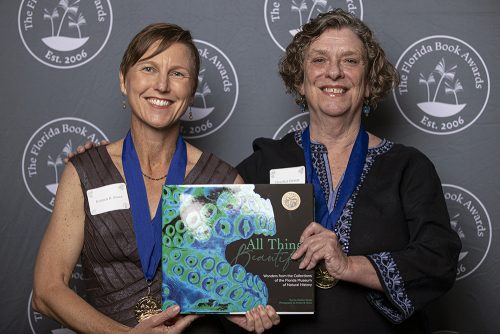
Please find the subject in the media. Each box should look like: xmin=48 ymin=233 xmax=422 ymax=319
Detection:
xmin=334 ymin=256 xmax=351 ymax=281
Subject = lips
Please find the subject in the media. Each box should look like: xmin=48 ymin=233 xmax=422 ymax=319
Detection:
xmin=147 ymin=97 xmax=172 ymax=107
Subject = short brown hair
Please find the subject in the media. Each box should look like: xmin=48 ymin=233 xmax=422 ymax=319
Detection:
xmin=279 ymin=9 xmax=399 ymax=109
xmin=119 ymin=23 xmax=201 ymax=94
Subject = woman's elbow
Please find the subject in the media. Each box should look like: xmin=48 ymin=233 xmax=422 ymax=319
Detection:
xmin=31 ymin=286 xmax=47 ymax=313
xmin=31 ymin=276 xmax=57 ymax=314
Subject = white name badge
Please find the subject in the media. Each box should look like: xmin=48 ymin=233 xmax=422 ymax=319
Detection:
xmin=87 ymin=183 xmax=130 ymax=215
xmin=269 ymin=166 xmax=306 ymax=184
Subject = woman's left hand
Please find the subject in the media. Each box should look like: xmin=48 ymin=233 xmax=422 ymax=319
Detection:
xmin=226 ymin=305 xmax=280 ymax=333
xmin=291 ymin=222 xmax=349 ymax=278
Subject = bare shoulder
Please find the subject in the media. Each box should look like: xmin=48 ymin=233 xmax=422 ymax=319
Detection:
xmin=105 ymin=139 xmax=124 ymax=175
xmin=58 ymin=161 xmax=83 ymax=196
xmin=106 ymin=139 xmax=124 ymax=160
xmin=44 ymin=161 xmax=86 ymax=242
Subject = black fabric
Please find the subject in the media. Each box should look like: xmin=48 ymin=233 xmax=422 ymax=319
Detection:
xmin=237 ymin=132 xmax=304 ymax=184
xmin=236 ymin=134 xmax=461 ymax=334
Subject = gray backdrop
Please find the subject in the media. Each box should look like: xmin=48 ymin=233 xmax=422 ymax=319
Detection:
xmin=1 ymin=1 xmax=499 ymax=333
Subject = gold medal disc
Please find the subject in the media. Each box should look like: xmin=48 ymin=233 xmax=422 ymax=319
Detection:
xmin=315 ymin=263 xmax=338 ymax=289
xmin=135 ymin=295 xmax=161 ymax=322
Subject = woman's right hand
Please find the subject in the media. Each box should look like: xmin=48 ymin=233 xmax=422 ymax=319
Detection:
xmin=291 ymin=222 xmax=382 ymax=291
xmin=291 ymin=222 xmax=348 ymax=275
xmin=64 ymin=139 xmax=109 ymax=163
xmin=129 ymin=305 xmax=199 ymax=334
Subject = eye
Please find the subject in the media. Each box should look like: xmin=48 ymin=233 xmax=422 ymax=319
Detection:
xmin=312 ymin=57 xmax=326 ymax=64
xmin=170 ymin=70 xmax=189 ymax=79
xmin=344 ymin=58 xmax=360 ymax=65
xmin=141 ymin=66 xmax=156 ymax=73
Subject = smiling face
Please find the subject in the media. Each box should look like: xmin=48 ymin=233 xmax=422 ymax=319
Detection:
xmin=120 ymin=41 xmax=196 ymax=130
xmin=299 ymin=28 xmax=370 ymax=121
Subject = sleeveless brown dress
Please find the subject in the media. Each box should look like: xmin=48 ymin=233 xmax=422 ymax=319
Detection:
xmin=71 ymin=145 xmax=238 ymax=331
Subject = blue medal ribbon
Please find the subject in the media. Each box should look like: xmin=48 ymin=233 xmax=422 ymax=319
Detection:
xmin=122 ymin=130 xmax=187 ymax=281
xmin=302 ymin=125 xmax=368 ymax=230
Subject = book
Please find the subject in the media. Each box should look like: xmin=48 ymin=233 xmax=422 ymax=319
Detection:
xmin=161 ymin=184 xmax=314 ymax=314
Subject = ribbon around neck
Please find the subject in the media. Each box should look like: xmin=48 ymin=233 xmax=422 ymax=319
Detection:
xmin=122 ymin=130 xmax=187 ymax=281
xmin=302 ymin=125 xmax=368 ymax=231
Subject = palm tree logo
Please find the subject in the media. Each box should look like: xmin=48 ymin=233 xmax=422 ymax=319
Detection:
xmin=417 ymin=58 xmax=466 ymax=117
xmin=289 ymin=0 xmax=332 ymax=36
xmin=45 ymin=140 xmax=73 ymax=195
xmin=450 ymin=212 xmax=468 ymax=262
xmin=42 ymin=0 xmax=89 ymax=52
xmin=68 ymin=13 xmax=87 ymax=39
xmin=181 ymin=68 xmax=215 ymax=121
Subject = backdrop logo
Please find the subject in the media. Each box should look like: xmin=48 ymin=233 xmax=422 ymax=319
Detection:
xmin=264 ymin=0 xmax=363 ymax=51
xmin=180 ymin=40 xmax=239 ymax=139
xmin=394 ymin=36 xmax=490 ymax=135
xmin=22 ymin=117 xmax=108 ymax=212
xmin=273 ymin=112 xmax=310 ymax=139
xmin=28 ymin=264 xmax=85 ymax=334
xmin=442 ymin=184 xmax=491 ymax=280
xmin=18 ymin=0 xmax=113 ymax=69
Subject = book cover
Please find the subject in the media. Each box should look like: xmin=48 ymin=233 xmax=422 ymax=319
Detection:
xmin=161 ymin=184 xmax=314 ymax=314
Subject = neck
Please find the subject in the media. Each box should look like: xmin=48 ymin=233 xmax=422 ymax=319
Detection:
xmin=308 ymin=113 xmax=362 ymax=154
xmin=130 ymin=121 xmax=180 ymax=174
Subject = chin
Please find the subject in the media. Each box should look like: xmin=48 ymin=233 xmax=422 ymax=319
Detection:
xmin=315 ymin=108 xmax=351 ymax=118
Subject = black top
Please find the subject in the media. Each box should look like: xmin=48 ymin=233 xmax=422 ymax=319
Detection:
xmin=237 ymin=132 xmax=461 ymax=334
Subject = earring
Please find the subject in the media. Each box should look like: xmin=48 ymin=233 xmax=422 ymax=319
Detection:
xmin=188 ymin=106 xmax=193 ymax=120
xmin=297 ymin=95 xmax=307 ymax=113
xmin=362 ymin=102 xmax=371 ymax=117
xmin=122 ymin=93 xmax=127 ymax=110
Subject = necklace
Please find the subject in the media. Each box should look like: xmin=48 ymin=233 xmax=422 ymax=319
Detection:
xmin=141 ymin=171 xmax=168 ymax=181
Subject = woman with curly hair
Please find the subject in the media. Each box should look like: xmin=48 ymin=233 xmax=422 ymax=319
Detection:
xmin=237 ymin=9 xmax=460 ymax=333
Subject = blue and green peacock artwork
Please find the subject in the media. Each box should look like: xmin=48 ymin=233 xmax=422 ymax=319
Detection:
xmin=161 ymin=185 xmax=276 ymax=313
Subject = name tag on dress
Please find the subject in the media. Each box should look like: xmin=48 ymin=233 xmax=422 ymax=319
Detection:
xmin=269 ymin=166 xmax=306 ymax=184
xmin=87 ymin=183 xmax=130 ymax=215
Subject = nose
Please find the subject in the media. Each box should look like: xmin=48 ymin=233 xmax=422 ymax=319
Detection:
xmin=154 ymin=72 xmax=170 ymax=92
xmin=327 ymin=60 xmax=344 ymax=80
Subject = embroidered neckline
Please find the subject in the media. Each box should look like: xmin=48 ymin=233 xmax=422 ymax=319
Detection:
xmin=293 ymin=129 xmax=392 ymax=155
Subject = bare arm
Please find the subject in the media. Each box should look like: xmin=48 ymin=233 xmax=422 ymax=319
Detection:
xmin=32 ymin=163 xmax=197 ymax=334
xmin=32 ymin=162 xmax=132 ymax=333
xmin=339 ymin=255 xmax=382 ymax=291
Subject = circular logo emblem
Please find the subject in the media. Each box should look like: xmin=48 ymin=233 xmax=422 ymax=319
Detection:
xmin=264 ymin=0 xmax=363 ymax=51
xmin=28 ymin=264 xmax=86 ymax=334
xmin=18 ymin=0 xmax=113 ymax=69
xmin=393 ymin=36 xmax=490 ymax=135
xmin=180 ymin=40 xmax=239 ymax=139
xmin=442 ymin=184 xmax=491 ymax=280
xmin=22 ymin=117 xmax=108 ymax=212
xmin=273 ymin=112 xmax=310 ymax=139
xmin=282 ymin=191 xmax=301 ymax=211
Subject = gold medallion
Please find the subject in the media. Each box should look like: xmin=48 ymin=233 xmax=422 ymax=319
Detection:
xmin=135 ymin=295 xmax=161 ymax=322
xmin=315 ymin=263 xmax=338 ymax=289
